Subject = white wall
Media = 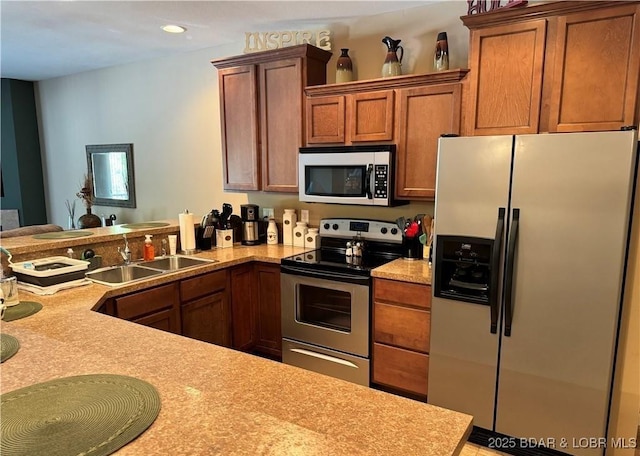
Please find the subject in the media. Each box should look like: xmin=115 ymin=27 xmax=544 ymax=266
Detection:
xmin=36 ymin=2 xmax=470 ymax=227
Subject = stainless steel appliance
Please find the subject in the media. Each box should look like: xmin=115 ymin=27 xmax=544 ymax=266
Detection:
xmin=298 ymin=145 xmax=406 ymax=206
xmin=281 ymin=218 xmax=403 ymax=386
xmin=240 ymin=204 xmax=262 ymax=246
xmin=428 ymin=130 xmax=638 ymax=456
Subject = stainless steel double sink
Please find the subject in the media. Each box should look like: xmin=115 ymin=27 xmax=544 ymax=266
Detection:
xmin=86 ymin=255 xmax=217 ymax=286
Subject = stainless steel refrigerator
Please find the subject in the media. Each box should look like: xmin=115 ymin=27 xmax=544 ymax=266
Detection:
xmin=428 ymin=130 xmax=638 ymax=456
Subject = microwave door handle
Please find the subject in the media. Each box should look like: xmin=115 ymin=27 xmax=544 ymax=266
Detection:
xmin=365 ymin=164 xmax=373 ymax=199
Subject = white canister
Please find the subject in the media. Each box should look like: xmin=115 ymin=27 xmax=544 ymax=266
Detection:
xmin=216 ymin=229 xmax=234 ymax=248
xmin=293 ymin=221 xmax=308 ymax=247
xmin=305 ymin=228 xmax=319 ymax=249
xmin=283 ymin=209 xmax=297 ymax=246
xmin=266 ymin=219 xmax=279 ymax=245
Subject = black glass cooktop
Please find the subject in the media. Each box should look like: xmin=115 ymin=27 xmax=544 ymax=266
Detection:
xmin=281 ymin=247 xmax=401 ymax=277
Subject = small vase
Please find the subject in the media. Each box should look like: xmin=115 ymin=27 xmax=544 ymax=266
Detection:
xmin=336 ymin=48 xmax=353 ymax=83
xmin=77 ymin=207 xmax=102 ymax=229
xmin=68 ymin=215 xmax=76 ymax=230
xmin=434 ymin=32 xmax=449 ymax=72
xmin=381 ymin=36 xmax=403 ymax=78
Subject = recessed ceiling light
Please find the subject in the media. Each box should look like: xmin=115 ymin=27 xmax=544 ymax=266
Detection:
xmin=162 ymin=25 xmax=187 ymax=34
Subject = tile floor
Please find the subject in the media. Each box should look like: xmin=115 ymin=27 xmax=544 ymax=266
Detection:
xmin=461 ymin=443 xmax=509 ymax=456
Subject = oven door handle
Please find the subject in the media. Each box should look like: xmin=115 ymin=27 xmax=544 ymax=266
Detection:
xmin=290 ymin=348 xmax=360 ymax=369
xmin=281 ymin=265 xmax=370 ymax=286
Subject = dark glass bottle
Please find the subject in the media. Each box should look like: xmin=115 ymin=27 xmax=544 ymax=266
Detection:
xmin=336 ymin=48 xmax=353 ymax=83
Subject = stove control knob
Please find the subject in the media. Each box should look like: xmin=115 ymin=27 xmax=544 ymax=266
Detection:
xmin=323 ymin=223 xmax=330 ymax=230
xmin=332 ymin=223 xmax=339 ymax=230
xmin=391 ymin=227 xmax=398 ymax=235
xmin=380 ymin=227 xmax=388 ymax=234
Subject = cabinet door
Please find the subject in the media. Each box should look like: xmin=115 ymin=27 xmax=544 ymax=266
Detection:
xmin=373 ymin=343 xmax=429 ymax=398
xmin=259 ymin=58 xmax=303 ymax=192
xmin=395 ymin=84 xmax=461 ymax=200
xmin=546 ymin=4 xmax=640 ymax=132
xmin=218 ymin=65 xmax=260 ymax=190
xmin=115 ymin=283 xmax=180 ymax=334
xmin=254 ymin=263 xmax=282 ymax=358
xmin=133 ymin=309 xmax=178 ymax=334
xmin=305 ymin=96 xmax=345 ymax=143
xmin=180 ymin=270 xmax=227 ymax=302
xmin=465 ymin=20 xmax=546 ymax=136
xmin=374 ymin=303 xmax=430 ymax=353
xmin=229 ymin=264 xmax=256 ymax=351
xmin=347 ymin=90 xmax=394 ymax=142
xmin=181 ymin=291 xmax=230 ymax=347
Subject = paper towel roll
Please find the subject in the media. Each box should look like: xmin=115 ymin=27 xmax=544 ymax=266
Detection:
xmin=179 ymin=211 xmax=196 ymax=252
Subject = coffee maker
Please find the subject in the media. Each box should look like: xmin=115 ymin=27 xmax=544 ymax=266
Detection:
xmin=241 ymin=204 xmax=264 ymax=245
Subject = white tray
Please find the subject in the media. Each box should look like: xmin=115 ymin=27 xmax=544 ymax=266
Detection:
xmin=11 ymin=256 xmax=89 ymax=277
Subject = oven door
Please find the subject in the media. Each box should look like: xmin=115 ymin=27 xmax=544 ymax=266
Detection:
xmin=281 ymin=265 xmax=370 ymax=357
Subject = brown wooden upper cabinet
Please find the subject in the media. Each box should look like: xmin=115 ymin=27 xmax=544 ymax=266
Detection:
xmin=462 ymin=1 xmax=640 ymax=135
xmin=212 ymin=45 xmax=331 ymax=192
xmin=306 ymin=90 xmax=395 ymax=144
xmin=305 ymin=71 xmax=468 ymax=200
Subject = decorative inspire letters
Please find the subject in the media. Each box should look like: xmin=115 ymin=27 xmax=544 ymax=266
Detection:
xmin=466 ymin=0 xmax=527 ymax=15
xmin=243 ymin=30 xmax=331 ymax=53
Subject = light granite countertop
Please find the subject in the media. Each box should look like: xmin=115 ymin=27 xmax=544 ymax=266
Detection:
xmin=0 ymin=242 xmax=469 ymax=455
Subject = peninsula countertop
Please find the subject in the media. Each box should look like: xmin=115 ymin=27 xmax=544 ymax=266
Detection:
xmin=0 ymin=243 xmax=468 ymax=455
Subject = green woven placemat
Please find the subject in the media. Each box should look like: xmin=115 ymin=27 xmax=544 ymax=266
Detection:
xmin=0 ymin=334 xmax=20 ymax=363
xmin=121 ymin=222 xmax=169 ymax=229
xmin=3 ymin=301 xmax=43 ymax=322
xmin=1 ymin=374 xmax=161 ymax=456
xmin=32 ymin=230 xmax=93 ymax=239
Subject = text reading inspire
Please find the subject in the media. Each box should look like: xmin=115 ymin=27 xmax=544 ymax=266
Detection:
xmin=244 ymin=31 xmax=331 ymax=53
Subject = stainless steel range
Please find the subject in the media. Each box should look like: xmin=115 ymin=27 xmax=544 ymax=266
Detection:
xmin=280 ymin=218 xmax=403 ymax=386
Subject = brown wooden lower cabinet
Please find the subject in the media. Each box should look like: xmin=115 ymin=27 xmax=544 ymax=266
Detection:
xmin=113 ymin=282 xmax=181 ymax=334
xmin=372 ymin=278 xmax=431 ymax=399
xmin=373 ymin=343 xmax=429 ymax=397
xmin=97 ymin=262 xmax=283 ymax=357
xmin=133 ymin=308 xmax=178 ymax=333
xmin=229 ymin=262 xmax=283 ymax=358
xmin=229 ymin=264 xmax=256 ymax=351
xmin=181 ymin=292 xmax=230 ymax=346
xmin=180 ymin=270 xmax=230 ymax=347
xmin=254 ymin=263 xmax=281 ymax=358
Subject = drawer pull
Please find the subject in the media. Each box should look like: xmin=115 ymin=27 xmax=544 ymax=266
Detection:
xmin=290 ymin=348 xmax=359 ymax=369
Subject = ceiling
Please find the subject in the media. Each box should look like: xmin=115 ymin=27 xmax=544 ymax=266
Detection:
xmin=1 ymin=1 xmax=431 ymax=82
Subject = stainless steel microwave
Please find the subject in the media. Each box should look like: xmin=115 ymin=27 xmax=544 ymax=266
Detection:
xmin=298 ymin=145 xmax=406 ymax=206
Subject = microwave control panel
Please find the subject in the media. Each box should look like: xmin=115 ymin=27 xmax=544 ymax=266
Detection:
xmin=374 ymin=165 xmax=389 ymax=198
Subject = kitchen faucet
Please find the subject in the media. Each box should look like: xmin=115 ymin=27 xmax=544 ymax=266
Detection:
xmin=117 ymin=234 xmax=131 ymax=264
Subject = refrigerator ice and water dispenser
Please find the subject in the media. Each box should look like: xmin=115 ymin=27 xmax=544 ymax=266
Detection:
xmin=433 ymin=236 xmax=494 ymax=305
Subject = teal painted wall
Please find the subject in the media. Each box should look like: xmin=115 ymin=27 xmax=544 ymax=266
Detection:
xmin=1 ymin=78 xmax=47 ymax=227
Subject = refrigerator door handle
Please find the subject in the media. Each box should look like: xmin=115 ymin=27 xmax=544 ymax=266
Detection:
xmin=504 ymin=208 xmax=520 ymax=337
xmin=489 ymin=207 xmax=506 ymax=334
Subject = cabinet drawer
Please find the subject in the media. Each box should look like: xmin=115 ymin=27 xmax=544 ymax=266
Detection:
xmin=115 ymin=283 xmax=179 ymax=320
xmin=374 ymin=303 xmax=430 ymax=353
xmin=373 ymin=279 xmax=431 ymax=309
xmin=373 ymin=343 xmax=428 ymax=397
xmin=180 ymin=270 xmax=227 ymax=302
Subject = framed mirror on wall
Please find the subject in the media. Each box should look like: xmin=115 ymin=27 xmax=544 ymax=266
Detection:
xmin=86 ymin=143 xmax=136 ymax=208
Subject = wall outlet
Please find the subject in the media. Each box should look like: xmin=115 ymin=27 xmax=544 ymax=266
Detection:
xmin=301 ymin=209 xmax=309 ymax=223
xmin=262 ymin=207 xmax=275 ymax=219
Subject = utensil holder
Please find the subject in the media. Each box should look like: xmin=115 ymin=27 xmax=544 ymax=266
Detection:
xmin=402 ymin=237 xmax=423 ymax=260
